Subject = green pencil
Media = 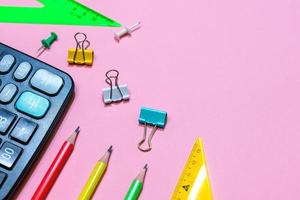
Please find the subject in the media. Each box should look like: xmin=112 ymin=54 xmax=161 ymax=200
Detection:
xmin=124 ymin=164 xmax=148 ymax=200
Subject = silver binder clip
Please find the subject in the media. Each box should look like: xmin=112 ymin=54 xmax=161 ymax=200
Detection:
xmin=102 ymin=69 xmax=129 ymax=104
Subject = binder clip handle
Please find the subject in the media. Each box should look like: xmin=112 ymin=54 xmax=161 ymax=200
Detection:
xmin=73 ymin=32 xmax=90 ymax=63
xmin=74 ymin=32 xmax=88 ymax=45
xmin=105 ymin=69 xmax=123 ymax=99
xmin=138 ymin=123 xmax=158 ymax=152
xmin=105 ymin=69 xmax=120 ymax=84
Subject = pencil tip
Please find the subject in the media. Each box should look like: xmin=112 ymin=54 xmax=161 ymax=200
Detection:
xmin=75 ymin=126 xmax=80 ymax=134
xmin=100 ymin=145 xmax=113 ymax=163
xmin=136 ymin=164 xmax=148 ymax=182
xmin=144 ymin=164 xmax=148 ymax=169
xmin=68 ymin=127 xmax=80 ymax=144
xmin=108 ymin=145 xmax=113 ymax=153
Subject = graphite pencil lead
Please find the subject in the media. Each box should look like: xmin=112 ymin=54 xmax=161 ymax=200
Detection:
xmin=108 ymin=145 xmax=113 ymax=153
xmin=75 ymin=126 xmax=80 ymax=134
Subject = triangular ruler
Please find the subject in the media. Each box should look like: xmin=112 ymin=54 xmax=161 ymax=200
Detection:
xmin=0 ymin=0 xmax=121 ymax=27
xmin=171 ymin=138 xmax=213 ymax=200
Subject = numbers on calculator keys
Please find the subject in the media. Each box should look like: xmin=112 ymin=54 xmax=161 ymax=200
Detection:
xmin=0 ymin=142 xmax=22 ymax=169
xmin=1 ymin=148 xmax=14 ymax=160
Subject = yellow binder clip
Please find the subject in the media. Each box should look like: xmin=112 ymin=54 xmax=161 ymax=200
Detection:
xmin=68 ymin=32 xmax=94 ymax=65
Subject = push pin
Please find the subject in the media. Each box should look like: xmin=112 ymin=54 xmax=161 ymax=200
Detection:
xmin=102 ymin=69 xmax=129 ymax=104
xmin=138 ymin=107 xmax=167 ymax=152
xmin=68 ymin=32 xmax=94 ymax=65
xmin=37 ymin=32 xmax=58 ymax=57
xmin=114 ymin=22 xmax=141 ymax=42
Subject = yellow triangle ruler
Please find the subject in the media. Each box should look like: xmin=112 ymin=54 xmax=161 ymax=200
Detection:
xmin=171 ymin=138 xmax=213 ymax=200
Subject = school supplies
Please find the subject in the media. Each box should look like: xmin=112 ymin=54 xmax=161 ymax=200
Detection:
xmin=0 ymin=43 xmax=74 ymax=200
xmin=114 ymin=22 xmax=141 ymax=42
xmin=171 ymin=138 xmax=213 ymax=200
xmin=37 ymin=32 xmax=58 ymax=57
xmin=124 ymin=164 xmax=148 ymax=200
xmin=102 ymin=69 xmax=129 ymax=104
xmin=78 ymin=146 xmax=113 ymax=200
xmin=0 ymin=0 xmax=120 ymax=27
xmin=32 ymin=127 xmax=80 ymax=200
xmin=68 ymin=33 xmax=94 ymax=65
xmin=138 ymin=107 xmax=167 ymax=152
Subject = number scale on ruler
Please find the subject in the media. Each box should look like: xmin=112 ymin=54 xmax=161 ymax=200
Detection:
xmin=171 ymin=138 xmax=213 ymax=200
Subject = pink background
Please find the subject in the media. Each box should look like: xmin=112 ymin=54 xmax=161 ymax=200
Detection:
xmin=1 ymin=0 xmax=300 ymax=199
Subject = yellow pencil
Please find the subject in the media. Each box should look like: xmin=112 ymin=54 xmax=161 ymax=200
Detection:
xmin=78 ymin=146 xmax=113 ymax=200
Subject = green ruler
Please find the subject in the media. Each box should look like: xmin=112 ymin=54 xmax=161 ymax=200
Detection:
xmin=0 ymin=0 xmax=121 ymax=27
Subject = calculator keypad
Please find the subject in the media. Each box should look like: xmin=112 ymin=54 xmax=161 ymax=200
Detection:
xmin=14 ymin=62 xmax=32 ymax=81
xmin=0 ymin=42 xmax=74 ymax=199
xmin=0 ymin=55 xmax=15 ymax=74
xmin=0 ymin=108 xmax=16 ymax=135
xmin=15 ymin=91 xmax=50 ymax=119
xmin=10 ymin=118 xmax=38 ymax=144
xmin=0 ymin=83 xmax=18 ymax=104
xmin=0 ymin=142 xmax=22 ymax=169
xmin=31 ymin=69 xmax=64 ymax=95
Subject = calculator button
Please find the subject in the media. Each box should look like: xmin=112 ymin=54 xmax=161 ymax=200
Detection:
xmin=0 ymin=172 xmax=6 ymax=187
xmin=0 ymin=142 xmax=22 ymax=169
xmin=14 ymin=62 xmax=32 ymax=81
xmin=15 ymin=91 xmax=50 ymax=119
xmin=0 ymin=83 xmax=18 ymax=104
xmin=0 ymin=54 xmax=15 ymax=74
xmin=0 ymin=108 xmax=16 ymax=135
xmin=30 ymin=69 xmax=64 ymax=95
xmin=10 ymin=118 xmax=38 ymax=144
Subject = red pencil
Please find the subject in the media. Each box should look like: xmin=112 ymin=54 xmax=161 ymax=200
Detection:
xmin=32 ymin=127 xmax=80 ymax=200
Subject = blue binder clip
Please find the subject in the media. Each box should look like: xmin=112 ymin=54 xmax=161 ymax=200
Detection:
xmin=102 ymin=69 xmax=129 ymax=104
xmin=138 ymin=107 xmax=167 ymax=152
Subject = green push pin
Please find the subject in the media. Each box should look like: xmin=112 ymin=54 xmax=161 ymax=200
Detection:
xmin=37 ymin=32 xmax=58 ymax=57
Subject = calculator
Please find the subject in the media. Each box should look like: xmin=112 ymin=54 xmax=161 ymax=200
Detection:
xmin=0 ymin=43 xmax=74 ymax=199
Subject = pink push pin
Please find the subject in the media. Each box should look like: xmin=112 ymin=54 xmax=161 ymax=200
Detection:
xmin=114 ymin=22 xmax=141 ymax=42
